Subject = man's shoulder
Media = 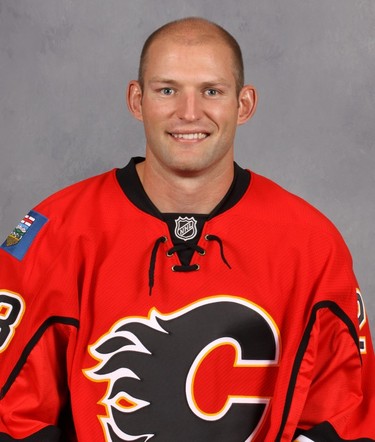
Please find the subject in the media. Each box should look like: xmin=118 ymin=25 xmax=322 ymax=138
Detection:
xmin=36 ymin=169 xmax=118 ymax=217
xmin=0 ymin=169 xmax=121 ymax=262
xmin=31 ymin=169 xmax=121 ymax=242
xmin=245 ymin=171 xmax=344 ymax=239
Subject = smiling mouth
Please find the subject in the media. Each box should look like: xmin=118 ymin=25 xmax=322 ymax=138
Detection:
xmin=170 ymin=132 xmax=208 ymax=140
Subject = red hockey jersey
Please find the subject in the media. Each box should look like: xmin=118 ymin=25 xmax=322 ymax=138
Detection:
xmin=0 ymin=158 xmax=374 ymax=441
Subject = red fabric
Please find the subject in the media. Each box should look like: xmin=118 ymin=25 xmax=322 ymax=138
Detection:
xmin=0 ymin=168 xmax=374 ymax=441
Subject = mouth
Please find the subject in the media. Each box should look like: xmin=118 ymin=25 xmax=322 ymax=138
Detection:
xmin=169 ymin=132 xmax=209 ymax=141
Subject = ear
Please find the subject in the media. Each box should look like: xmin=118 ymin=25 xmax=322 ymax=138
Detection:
xmin=126 ymin=80 xmax=143 ymax=121
xmin=237 ymin=85 xmax=257 ymax=125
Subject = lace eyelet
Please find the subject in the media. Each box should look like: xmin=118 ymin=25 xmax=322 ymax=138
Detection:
xmin=166 ymin=251 xmax=174 ymax=257
xmin=171 ymin=264 xmax=200 ymax=272
xmin=198 ymin=250 xmax=206 ymax=256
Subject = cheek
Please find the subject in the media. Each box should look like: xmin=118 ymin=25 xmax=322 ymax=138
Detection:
xmin=143 ymin=108 xmax=171 ymax=130
xmin=210 ymin=104 xmax=239 ymax=124
xmin=143 ymin=97 xmax=173 ymax=115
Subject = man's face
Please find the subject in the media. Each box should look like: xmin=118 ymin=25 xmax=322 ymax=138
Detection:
xmin=131 ymin=36 xmax=251 ymax=177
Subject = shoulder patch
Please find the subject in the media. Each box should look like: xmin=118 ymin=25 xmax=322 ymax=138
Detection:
xmin=1 ymin=210 xmax=48 ymax=260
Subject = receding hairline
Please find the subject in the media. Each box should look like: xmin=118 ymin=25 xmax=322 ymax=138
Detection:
xmin=138 ymin=17 xmax=245 ymax=95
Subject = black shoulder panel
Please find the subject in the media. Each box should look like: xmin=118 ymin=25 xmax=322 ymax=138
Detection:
xmin=0 ymin=316 xmax=79 ymax=400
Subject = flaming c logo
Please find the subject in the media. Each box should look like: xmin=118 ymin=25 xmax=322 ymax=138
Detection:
xmin=85 ymin=296 xmax=280 ymax=441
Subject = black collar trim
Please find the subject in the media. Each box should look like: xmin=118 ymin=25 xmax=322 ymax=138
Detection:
xmin=116 ymin=157 xmax=251 ymax=219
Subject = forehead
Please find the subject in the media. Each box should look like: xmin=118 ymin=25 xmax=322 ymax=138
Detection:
xmin=143 ymin=36 xmax=236 ymax=83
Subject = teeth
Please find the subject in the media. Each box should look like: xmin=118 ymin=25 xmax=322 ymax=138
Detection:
xmin=171 ymin=133 xmax=207 ymax=140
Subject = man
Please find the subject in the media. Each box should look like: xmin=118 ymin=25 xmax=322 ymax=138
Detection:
xmin=0 ymin=17 xmax=374 ymax=441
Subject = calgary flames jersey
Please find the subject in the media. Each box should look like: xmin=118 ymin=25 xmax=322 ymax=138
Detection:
xmin=0 ymin=157 xmax=374 ymax=441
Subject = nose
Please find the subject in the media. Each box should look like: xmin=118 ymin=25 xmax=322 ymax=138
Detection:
xmin=176 ymin=90 xmax=203 ymax=121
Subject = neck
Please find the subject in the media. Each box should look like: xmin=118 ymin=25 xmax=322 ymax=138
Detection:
xmin=136 ymin=160 xmax=234 ymax=214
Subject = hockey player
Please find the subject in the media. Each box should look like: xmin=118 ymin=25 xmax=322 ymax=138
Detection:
xmin=0 ymin=17 xmax=374 ymax=441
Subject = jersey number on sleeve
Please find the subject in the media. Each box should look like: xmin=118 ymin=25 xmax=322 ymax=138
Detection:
xmin=0 ymin=290 xmax=25 ymax=352
xmin=356 ymin=288 xmax=367 ymax=354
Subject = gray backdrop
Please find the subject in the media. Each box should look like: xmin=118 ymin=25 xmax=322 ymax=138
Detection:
xmin=1 ymin=1 xmax=374 ymax=337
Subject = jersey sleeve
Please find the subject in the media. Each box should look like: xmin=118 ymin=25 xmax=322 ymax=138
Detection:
xmin=0 ymin=210 xmax=79 ymax=440
xmin=272 ymin=212 xmax=375 ymax=442
xmin=289 ymin=230 xmax=375 ymax=441
xmin=293 ymin=298 xmax=375 ymax=441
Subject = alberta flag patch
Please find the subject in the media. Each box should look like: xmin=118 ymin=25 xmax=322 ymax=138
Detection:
xmin=1 ymin=210 xmax=48 ymax=260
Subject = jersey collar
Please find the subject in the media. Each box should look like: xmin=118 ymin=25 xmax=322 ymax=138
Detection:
xmin=116 ymin=157 xmax=251 ymax=219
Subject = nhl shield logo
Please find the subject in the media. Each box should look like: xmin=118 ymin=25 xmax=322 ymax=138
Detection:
xmin=174 ymin=216 xmax=197 ymax=241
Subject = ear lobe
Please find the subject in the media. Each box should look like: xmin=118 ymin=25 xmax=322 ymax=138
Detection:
xmin=127 ymin=80 xmax=143 ymax=121
xmin=237 ymin=85 xmax=257 ymax=125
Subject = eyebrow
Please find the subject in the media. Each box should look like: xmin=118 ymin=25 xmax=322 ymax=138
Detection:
xmin=148 ymin=78 xmax=179 ymax=85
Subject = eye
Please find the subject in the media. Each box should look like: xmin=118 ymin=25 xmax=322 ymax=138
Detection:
xmin=205 ymin=88 xmax=220 ymax=97
xmin=160 ymin=87 xmax=174 ymax=96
